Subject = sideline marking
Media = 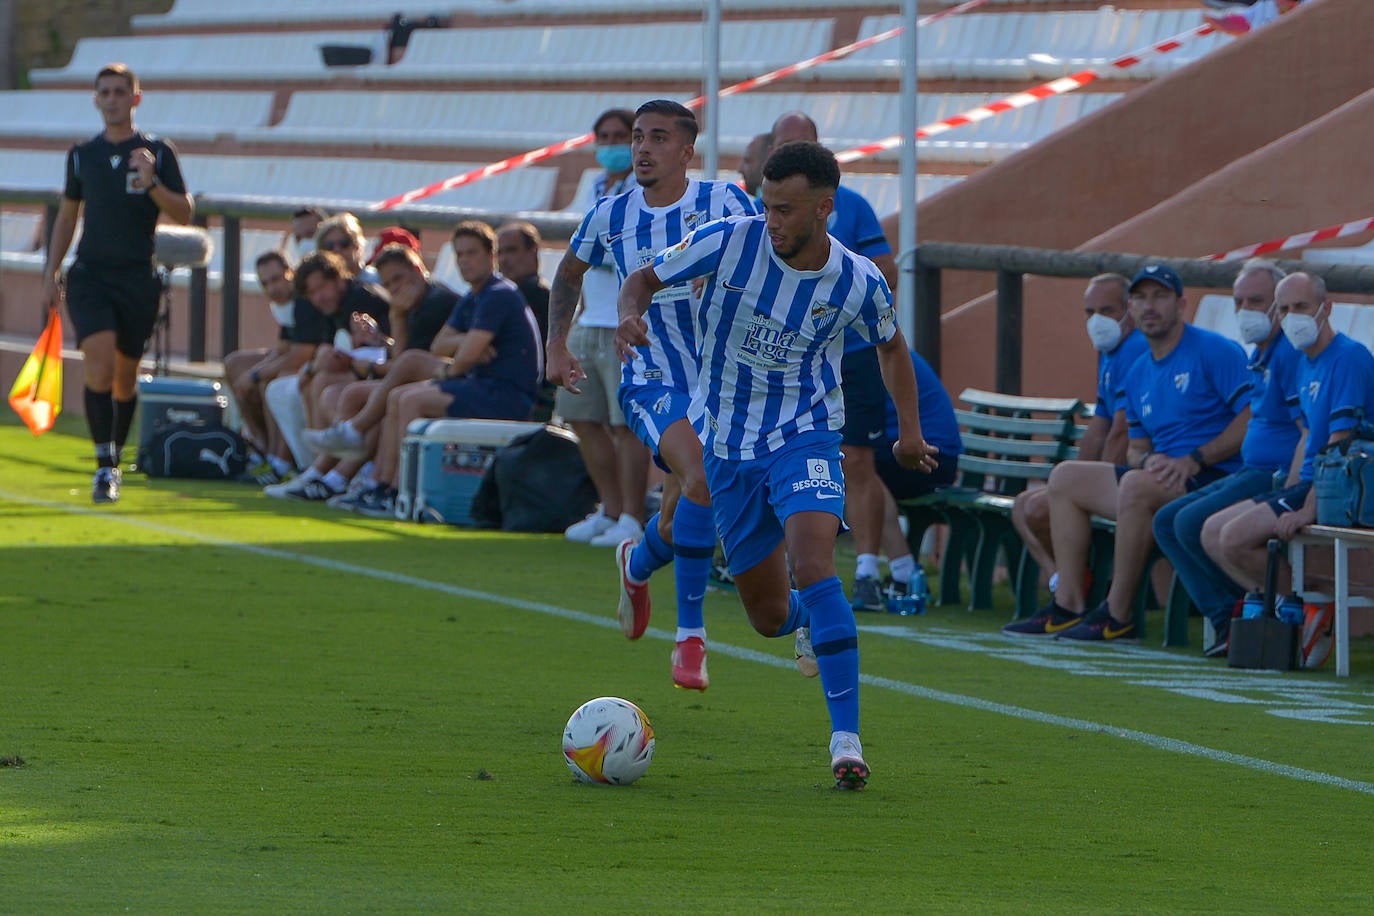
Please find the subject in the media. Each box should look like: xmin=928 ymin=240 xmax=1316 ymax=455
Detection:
xmin=7 ymin=489 xmax=1374 ymax=797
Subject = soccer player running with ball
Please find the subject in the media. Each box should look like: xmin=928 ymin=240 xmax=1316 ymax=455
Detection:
xmin=546 ymin=100 xmax=756 ymax=692
xmin=615 ymin=141 xmax=936 ymax=789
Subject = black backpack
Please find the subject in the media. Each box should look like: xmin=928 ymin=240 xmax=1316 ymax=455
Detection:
xmin=141 ymin=422 xmax=250 ymax=479
xmin=470 ymin=426 xmax=597 ymax=532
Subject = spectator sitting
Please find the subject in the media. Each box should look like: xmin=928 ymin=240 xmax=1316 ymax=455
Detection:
xmin=1006 ymin=264 xmax=1253 ymax=641
xmin=224 ymin=250 xmax=321 ymax=483
xmin=1205 ymin=271 xmax=1374 ymax=613
xmin=281 ymin=206 xmax=326 ymax=264
xmin=1011 ymin=274 xmax=1147 ymax=610
xmin=1152 ymin=259 xmax=1303 ymax=657
xmin=864 ymin=349 xmax=963 ymax=604
xmin=307 ymin=220 xmax=543 ymax=518
xmin=261 ymin=248 xmax=390 ymax=499
xmin=1204 ymin=0 xmax=1303 ymax=35
xmin=314 ymin=211 xmax=379 ymax=285
xmin=496 ymin=220 xmax=554 ymax=421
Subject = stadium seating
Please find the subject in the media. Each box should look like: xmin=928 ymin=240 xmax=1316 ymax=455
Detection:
xmin=375 ymin=19 xmax=832 ymax=84
xmin=819 ymin=9 xmax=1226 ymax=82
xmin=0 ymin=211 xmax=43 ymax=253
xmin=0 ymin=90 xmax=273 ymax=142
xmin=1304 ymin=240 xmax=1374 ymax=266
xmin=0 ymin=149 xmax=67 ymax=192
xmin=1194 ymin=293 xmax=1374 ymax=353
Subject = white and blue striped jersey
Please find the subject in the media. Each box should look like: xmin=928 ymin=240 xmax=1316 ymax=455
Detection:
xmin=652 ymin=214 xmax=897 ymax=460
xmin=569 ymin=178 xmax=756 ymax=391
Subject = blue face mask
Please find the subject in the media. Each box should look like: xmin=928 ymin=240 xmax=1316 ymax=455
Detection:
xmin=596 ymin=144 xmax=632 ymax=173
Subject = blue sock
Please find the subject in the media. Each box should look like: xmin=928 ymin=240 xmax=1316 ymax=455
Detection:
xmin=671 ymin=497 xmax=716 ymax=632
xmin=628 ymin=512 xmax=674 ymax=583
xmin=772 ymin=589 xmax=809 ymax=637
xmin=800 ymin=577 xmax=860 ymax=734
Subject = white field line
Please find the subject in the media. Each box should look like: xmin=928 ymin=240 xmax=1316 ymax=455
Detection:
xmin=6 ymin=489 xmax=1374 ymax=797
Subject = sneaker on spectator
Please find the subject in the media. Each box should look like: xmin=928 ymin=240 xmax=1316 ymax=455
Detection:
xmin=284 ymin=477 xmax=343 ymax=502
xmin=850 ymin=575 xmax=885 ymax=612
xmin=302 ymin=421 xmax=367 ymax=460
xmin=241 ymin=460 xmax=281 ymax=486
xmin=795 ymin=627 xmax=818 ymax=678
xmin=92 ymin=467 xmax=121 ymax=504
xmin=671 ymin=636 xmax=708 ymax=691
xmin=1002 ymin=601 xmax=1083 ymax=637
xmin=355 ymin=485 xmax=397 ymax=519
xmin=830 ymin=733 xmax=869 ymax=790
xmin=565 ymin=509 xmax=613 ymax=543
xmin=1056 ymin=603 xmax=1136 ymax=642
xmin=589 ymin=513 xmax=644 ymax=548
xmin=264 ymin=473 xmax=318 ymax=499
xmin=615 ymin=539 xmax=651 ymax=640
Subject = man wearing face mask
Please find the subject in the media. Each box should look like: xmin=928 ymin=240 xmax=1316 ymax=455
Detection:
xmin=1009 ymin=274 xmax=1147 ymax=623
xmin=1205 ymin=271 xmax=1374 ymax=603
xmin=1017 ymin=264 xmax=1253 ymax=642
xmin=1147 ymin=259 xmax=1303 ymax=656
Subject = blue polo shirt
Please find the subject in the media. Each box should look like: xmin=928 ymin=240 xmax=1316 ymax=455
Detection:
xmin=446 ymin=273 xmax=542 ymax=401
xmin=1123 ymin=324 xmax=1252 ymax=473
xmin=1098 ymin=328 xmax=1148 ymax=419
xmin=1240 ymin=332 xmax=1304 ymax=472
xmin=882 ymin=349 xmax=963 ymax=460
xmin=1297 ymin=333 xmax=1374 ymax=480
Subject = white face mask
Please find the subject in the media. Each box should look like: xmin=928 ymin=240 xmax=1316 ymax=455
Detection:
xmin=1281 ymin=307 xmax=1323 ymax=350
xmin=270 ymin=301 xmax=296 ymax=328
xmin=1086 ymin=313 xmax=1125 ymax=352
xmin=1235 ymin=308 xmax=1273 ymax=345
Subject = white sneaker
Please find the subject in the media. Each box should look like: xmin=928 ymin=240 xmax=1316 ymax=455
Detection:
xmin=264 ymin=473 xmax=318 ymax=499
xmin=795 ymin=627 xmax=818 ymax=678
xmin=565 ymin=510 xmax=613 ymax=543
xmin=588 ymin=514 xmax=645 ymax=548
xmin=302 ymin=421 xmax=367 ymax=460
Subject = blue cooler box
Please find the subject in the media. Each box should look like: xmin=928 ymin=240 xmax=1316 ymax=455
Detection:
xmin=135 ymin=375 xmax=228 ymax=470
xmin=396 ymin=419 xmax=545 ymax=525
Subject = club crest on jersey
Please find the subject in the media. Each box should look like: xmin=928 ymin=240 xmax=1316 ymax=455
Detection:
xmin=1174 ymin=372 xmax=1190 ymax=393
xmin=740 ymin=314 xmax=797 ymax=370
xmin=683 ymin=210 xmax=708 ymax=229
xmin=109 ymin=155 xmax=122 ymax=169
xmin=1307 ymin=379 xmax=1321 ymax=400
xmin=810 ymin=300 xmax=838 ymax=331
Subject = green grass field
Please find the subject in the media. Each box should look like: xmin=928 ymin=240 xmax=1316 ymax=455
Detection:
xmin=3 ymin=415 xmax=1374 ymax=913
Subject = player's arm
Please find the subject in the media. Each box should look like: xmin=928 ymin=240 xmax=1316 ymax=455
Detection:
xmin=1076 ymin=414 xmax=1110 ymax=463
xmin=614 ymin=264 xmax=668 ymax=360
xmin=438 ymin=328 xmax=496 ymax=380
xmin=546 ymin=250 xmax=592 ymax=391
xmin=871 ymin=252 xmax=899 ymax=292
xmin=40 ymin=197 xmax=81 ymax=312
xmin=130 ymin=147 xmax=193 ymax=224
xmin=876 ymin=329 xmax=936 ymax=472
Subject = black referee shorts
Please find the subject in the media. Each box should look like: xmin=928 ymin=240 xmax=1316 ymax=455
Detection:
xmin=65 ymin=261 xmax=161 ymax=358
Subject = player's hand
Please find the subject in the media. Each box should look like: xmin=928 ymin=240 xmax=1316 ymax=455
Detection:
xmin=615 ymin=315 xmax=650 ymax=364
xmin=130 ymin=147 xmax=157 ymax=191
xmin=1145 ymin=454 xmax=1193 ymax=493
xmin=545 ymin=341 xmax=585 ymax=394
xmin=40 ymin=274 xmax=63 ymax=314
xmin=893 ymin=438 xmax=938 ymax=473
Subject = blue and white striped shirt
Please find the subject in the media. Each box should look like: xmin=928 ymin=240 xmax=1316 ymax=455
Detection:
xmin=569 ymin=178 xmax=756 ymax=391
xmin=652 ymin=214 xmax=897 ymax=460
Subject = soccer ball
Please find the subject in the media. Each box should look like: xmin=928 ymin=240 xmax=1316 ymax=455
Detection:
xmin=1301 ymin=602 xmax=1335 ymax=670
xmin=562 ymin=697 xmax=655 ymax=785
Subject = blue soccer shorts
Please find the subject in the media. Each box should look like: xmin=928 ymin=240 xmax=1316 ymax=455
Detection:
xmin=705 ymin=429 xmax=847 ymax=577
xmin=620 ymin=381 xmax=694 ymax=472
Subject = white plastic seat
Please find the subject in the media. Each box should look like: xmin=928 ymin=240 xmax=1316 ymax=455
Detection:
xmin=0 ymin=90 xmax=272 ymax=142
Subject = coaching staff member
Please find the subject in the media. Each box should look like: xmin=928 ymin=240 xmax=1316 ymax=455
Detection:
xmin=40 ymin=63 xmax=194 ymax=503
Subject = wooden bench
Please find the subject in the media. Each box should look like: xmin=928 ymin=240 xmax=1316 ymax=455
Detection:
xmin=897 ymin=388 xmax=1086 ymax=612
xmin=1289 ymin=524 xmax=1374 ymax=676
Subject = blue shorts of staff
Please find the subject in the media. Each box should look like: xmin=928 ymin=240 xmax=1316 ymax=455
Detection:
xmin=1152 ymin=466 xmax=1282 ymax=629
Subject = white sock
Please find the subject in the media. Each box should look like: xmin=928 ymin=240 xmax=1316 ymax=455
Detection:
xmin=856 ymin=553 xmax=881 ymax=581
xmin=1048 ymin=572 xmax=1060 ymax=595
xmin=300 ymin=466 xmax=324 ymax=482
xmin=889 ymin=554 xmax=917 ymax=585
xmin=322 ymin=469 xmax=348 ymax=492
xmin=342 ymin=420 xmax=363 ymax=444
xmin=268 ymin=455 xmax=292 ymax=476
xmin=676 ymin=627 xmax=706 ymax=643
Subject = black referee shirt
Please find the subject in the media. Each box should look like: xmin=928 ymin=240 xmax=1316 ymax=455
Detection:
xmin=63 ymin=130 xmax=187 ymax=269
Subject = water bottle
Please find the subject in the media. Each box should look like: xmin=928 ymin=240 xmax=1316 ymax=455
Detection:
xmin=1276 ymin=594 xmax=1306 ymax=626
xmin=1241 ymin=591 xmax=1265 ymax=620
xmin=911 ymin=568 xmax=929 ymax=601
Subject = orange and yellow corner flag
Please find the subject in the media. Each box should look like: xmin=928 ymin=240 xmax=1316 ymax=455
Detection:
xmin=8 ymin=307 xmax=64 ymax=435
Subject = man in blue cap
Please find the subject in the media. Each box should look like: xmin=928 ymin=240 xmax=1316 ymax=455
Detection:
xmin=1005 ymin=263 xmax=1253 ymax=641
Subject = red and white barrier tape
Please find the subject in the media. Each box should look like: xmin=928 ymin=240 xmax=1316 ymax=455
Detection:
xmin=1206 ymin=217 xmax=1374 ymax=262
xmin=374 ymin=0 xmax=991 ymax=210
xmin=834 ymin=21 xmax=1216 ymax=164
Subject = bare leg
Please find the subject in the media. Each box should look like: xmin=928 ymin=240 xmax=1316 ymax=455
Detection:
xmin=1047 ymin=461 xmax=1122 ymax=613
xmin=570 ymin=420 xmax=623 ymax=519
xmin=1104 ymin=469 xmax=1185 ymax=622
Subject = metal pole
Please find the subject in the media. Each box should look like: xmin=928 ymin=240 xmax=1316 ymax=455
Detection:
xmin=188 ymin=212 xmax=209 ymax=363
xmin=702 ymin=0 xmax=721 ymax=179
xmin=914 ymin=257 xmax=941 ymax=375
xmin=221 ymin=214 xmax=242 ymax=358
xmin=897 ymin=0 xmax=919 ymax=346
xmin=996 ymin=268 xmax=1023 ymax=395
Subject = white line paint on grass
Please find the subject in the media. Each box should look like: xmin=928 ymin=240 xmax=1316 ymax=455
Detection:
xmin=9 ymin=490 xmax=1374 ymax=797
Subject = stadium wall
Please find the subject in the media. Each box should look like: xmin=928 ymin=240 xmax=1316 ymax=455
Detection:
xmin=891 ymin=0 xmax=1374 ymax=401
